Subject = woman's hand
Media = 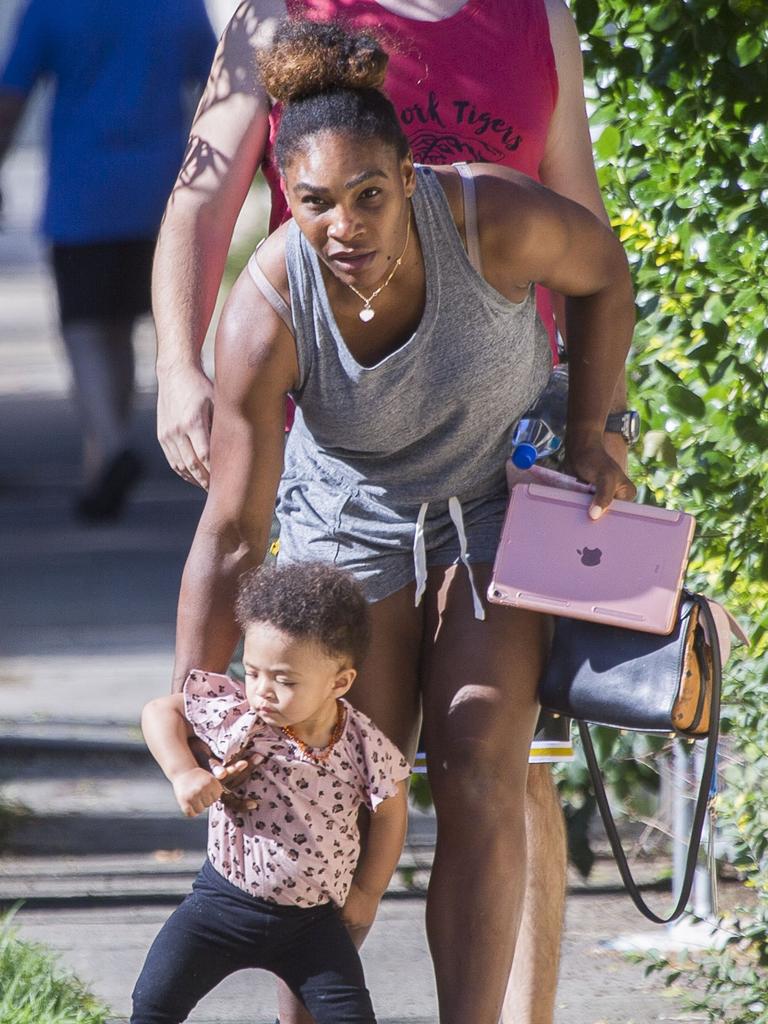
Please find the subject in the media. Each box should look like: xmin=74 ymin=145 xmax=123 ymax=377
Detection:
xmin=565 ymin=440 xmax=636 ymax=519
xmin=210 ymin=758 xmax=260 ymax=812
xmin=156 ymin=363 xmax=214 ymax=490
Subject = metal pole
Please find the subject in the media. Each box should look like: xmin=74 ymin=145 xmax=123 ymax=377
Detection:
xmin=692 ymin=741 xmax=713 ymax=919
xmin=671 ymin=739 xmax=691 ymax=915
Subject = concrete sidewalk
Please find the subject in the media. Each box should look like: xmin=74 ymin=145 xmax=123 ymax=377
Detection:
xmin=0 ymin=148 xmax=695 ymax=1024
xmin=7 ymin=881 xmax=698 ymax=1024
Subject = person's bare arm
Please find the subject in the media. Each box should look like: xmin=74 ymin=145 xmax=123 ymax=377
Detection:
xmin=341 ymin=782 xmax=408 ymax=935
xmin=473 ymin=170 xmax=635 ymax=514
xmin=540 ymin=0 xmax=629 ymax=466
xmin=171 ymin=239 xmax=297 ymax=692
xmin=540 ymin=0 xmax=607 ymax=225
xmin=154 ymin=1 xmax=286 ymax=489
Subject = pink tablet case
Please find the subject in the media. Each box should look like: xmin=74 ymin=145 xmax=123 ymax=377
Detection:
xmin=488 ymin=483 xmax=696 ymax=635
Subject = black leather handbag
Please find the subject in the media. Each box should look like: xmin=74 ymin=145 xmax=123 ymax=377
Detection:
xmin=539 ymin=593 xmax=732 ymax=923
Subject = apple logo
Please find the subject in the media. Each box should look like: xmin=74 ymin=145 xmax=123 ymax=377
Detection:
xmin=578 ymin=547 xmax=603 ymax=567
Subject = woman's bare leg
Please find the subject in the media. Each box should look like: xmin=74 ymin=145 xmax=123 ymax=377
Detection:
xmin=277 ymin=582 xmax=424 ymax=1024
xmin=420 ymin=563 xmax=549 ymax=1024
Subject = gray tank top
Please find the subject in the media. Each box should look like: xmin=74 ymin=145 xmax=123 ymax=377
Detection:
xmin=282 ymin=164 xmax=551 ymax=507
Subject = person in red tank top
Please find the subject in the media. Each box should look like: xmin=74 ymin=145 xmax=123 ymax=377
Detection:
xmin=151 ymin=5 xmax=629 ymax=1024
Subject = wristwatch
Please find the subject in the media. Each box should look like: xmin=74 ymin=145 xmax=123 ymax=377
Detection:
xmin=605 ymin=410 xmax=641 ymax=446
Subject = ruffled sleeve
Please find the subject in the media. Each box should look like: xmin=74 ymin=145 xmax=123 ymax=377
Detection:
xmin=183 ymin=670 xmax=263 ymax=764
xmin=345 ymin=705 xmax=411 ymax=812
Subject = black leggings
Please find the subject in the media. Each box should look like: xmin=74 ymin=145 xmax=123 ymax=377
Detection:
xmin=131 ymin=860 xmax=375 ymax=1024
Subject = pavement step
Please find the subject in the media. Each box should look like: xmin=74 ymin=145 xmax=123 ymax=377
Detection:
xmin=0 ymin=719 xmax=439 ymax=859
xmin=0 ymin=721 xmax=144 ymax=748
xmin=0 ymin=802 xmax=437 ymax=854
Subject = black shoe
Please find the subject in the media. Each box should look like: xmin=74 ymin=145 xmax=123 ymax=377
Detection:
xmin=75 ymin=449 xmax=144 ymax=522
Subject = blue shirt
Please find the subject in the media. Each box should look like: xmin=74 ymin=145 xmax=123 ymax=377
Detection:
xmin=0 ymin=0 xmax=216 ymax=243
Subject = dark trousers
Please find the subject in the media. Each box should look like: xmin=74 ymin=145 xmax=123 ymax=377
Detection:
xmin=131 ymin=860 xmax=375 ymax=1024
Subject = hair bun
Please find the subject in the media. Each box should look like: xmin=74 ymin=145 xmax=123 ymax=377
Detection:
xmin=259 ymin=19 xmax=388 ymax=103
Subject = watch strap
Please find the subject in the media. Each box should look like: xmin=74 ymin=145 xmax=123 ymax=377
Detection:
xmin=605 ymin=410 xmax=640 ymax=444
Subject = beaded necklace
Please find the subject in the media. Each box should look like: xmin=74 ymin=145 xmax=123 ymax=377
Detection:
xmin=281 ymin=699 xmax=346 ymax=764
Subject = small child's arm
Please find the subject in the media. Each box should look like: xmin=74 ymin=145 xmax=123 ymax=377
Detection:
xmin=341 ymin=780 xmax=408 ymax=935
xmin=141 ymin=694 xmax=246 ymax=817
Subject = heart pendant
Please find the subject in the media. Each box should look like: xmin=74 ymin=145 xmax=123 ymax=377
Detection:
xmin=359 ymin=307 xmax=375 ymax=323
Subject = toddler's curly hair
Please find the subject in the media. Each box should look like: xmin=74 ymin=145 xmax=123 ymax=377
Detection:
xmin=236 ymin=562 xmax=371 ymax=667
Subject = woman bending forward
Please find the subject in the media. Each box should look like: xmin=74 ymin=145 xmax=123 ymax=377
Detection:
xmin=173 ymin=20 xmax=636 ymax=1024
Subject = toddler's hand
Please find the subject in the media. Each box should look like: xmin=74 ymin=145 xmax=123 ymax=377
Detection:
xmin=209 ymin=758 xmax=260 ymax=812
xmin=172 ymin=766 xmax=224 ymax=817
xmin=340 ymin=882 xmax=381 ymax=933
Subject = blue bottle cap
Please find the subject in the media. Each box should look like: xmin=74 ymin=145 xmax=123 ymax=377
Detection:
xmin=511 ymin=443 xmax=538 ymax=469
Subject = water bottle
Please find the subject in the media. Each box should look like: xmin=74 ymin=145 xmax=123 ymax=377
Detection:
xmin=510 ymin=364 xmax=569 ymax=469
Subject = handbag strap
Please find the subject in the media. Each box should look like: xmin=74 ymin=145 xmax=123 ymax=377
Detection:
xmin=578 ymin=594 xmax=722 ymax=924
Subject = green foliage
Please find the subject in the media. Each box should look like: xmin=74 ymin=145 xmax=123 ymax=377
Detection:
xmin=557 ymin=726 xmax=667 ymax=878
xmin=0 ymin=908 xmax=109 ymax=1024
xmin=568 ymin=0 xmax=768 ymax=1016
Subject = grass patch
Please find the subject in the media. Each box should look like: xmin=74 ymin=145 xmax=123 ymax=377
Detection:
xmin=0 ymin=907 xmax=110 ymax=1024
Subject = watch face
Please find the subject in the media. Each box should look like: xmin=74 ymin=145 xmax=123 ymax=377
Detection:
xmin=625 ymin=411 xmax=641 ymax=444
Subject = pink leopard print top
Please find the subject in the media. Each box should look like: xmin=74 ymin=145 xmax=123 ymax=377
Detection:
xmin=184 ymin=671 xmax=411 ymax=907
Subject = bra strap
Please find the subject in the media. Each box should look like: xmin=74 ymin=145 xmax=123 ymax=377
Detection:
xmin=453 ymin=161 xmax=482 ymax=275
xmin=247 ymin=242 xmax=295 ymax=335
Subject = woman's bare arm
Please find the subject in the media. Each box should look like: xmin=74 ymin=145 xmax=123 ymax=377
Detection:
xmin=153 ymin=1 xmax=286 ymax=488
xmin=540 ymin=0 xmax=630 ymax=466
xmin=171 ymin=249 xmax=297 ymax=692
xmin=467 ymin=168 xmax=635 ymax=512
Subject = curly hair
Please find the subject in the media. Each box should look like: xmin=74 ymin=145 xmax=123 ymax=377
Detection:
xmin=257 ymin=19 xmax=409 ymax=172
xmin=235 ymin=562 xmax=371 ymax=667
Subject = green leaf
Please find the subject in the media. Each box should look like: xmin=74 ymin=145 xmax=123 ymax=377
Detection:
xmin=654 ymin=361 xmax=684 ymax=385
xmin=734 ymin=33 xmax=764 ymax=67
xmin=573 ymin=0 xmax=599 ymax=35
xmin=674 ymin=194 xmax=697 ymax=210
xmin=710 ymin=355 xmax=735 ymax=385
xmin=595 ymin=124 xmax=621 ymax=160
xmin=666 ymin=384 xmax=706 ymax=418
xmin=646 ymin=5 xmax=679 ymax=32
xmin=704 ymin=294 xmax=729 ymax=324
xmin=734 ymin=416 xmax=768 ymax=448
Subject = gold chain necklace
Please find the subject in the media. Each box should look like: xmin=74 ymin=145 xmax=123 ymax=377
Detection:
xmin=344 ymin=211 xmax=411 ymax=323
xmin=281 ymin=699 xmax=346 ymax=764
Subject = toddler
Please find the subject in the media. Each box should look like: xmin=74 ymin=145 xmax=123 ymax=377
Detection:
xmin=132 ymin=562 xmax=410 ymax=1024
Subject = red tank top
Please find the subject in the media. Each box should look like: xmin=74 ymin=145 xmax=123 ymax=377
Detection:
xmin=265 ymin=0 xmax=559 ymax=360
